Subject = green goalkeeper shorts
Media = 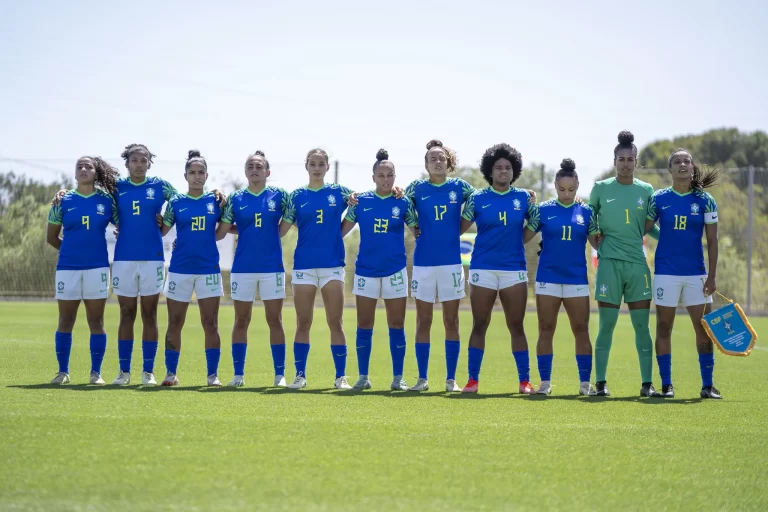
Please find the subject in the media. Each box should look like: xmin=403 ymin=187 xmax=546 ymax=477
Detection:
xmin=595 ymin=257 xmax=652 ymax=305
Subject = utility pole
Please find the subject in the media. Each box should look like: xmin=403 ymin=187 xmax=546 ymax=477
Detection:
xmin=746 ymin=165 xmax=754 ymax=313
xmin=540 ymin=163 xmax=546 ymax=200
xmin=334 ymin=160 xmax=339 ymax=184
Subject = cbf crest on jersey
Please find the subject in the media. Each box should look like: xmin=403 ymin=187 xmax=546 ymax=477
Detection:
xmin=96 ymin=203 xmax=105 ymax=215
xmin=327 ymin=194 xmax=337 ymax=206
xmin=449 ymin=191 xmax=458 ymax=204
xmin=392 ymin=206 xmax=400 ymax=218
xmin=575 ymin=214 xmax=584 ymax=225
xmin=268 ymin=200 xmax=276 ymax=211
xmin=207 ymin=202 xmax=215 ymax=214
xmin=513 ymin=199 xmax=521 ymax=210
xmin=146 ymin=188 xmax=155 ymax=200
xmin=691 ymin=203 xmax=700 ymax=215
xmin=636 ymin=197 xmax=644 ymax=209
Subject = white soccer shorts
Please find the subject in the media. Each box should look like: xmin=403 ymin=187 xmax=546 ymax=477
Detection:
xmin=291 ymin=267 xmax=345 ymax=289
xmin=111 ymin=261 xmax=165 ymax=297
xmin=535 ymin=281 xmax=590 ymax=298
xmin=164 ymin=272 xmax=224 ymax=302
xmin=353 ymin=268 xmax=409 ymax=300
xmin=55 ymin=267 xmax=110 ymax=300
xmin=469 ymin=270 xmax=528 ymax=291
xmin=230 ymin=272 xmax=286 ymax=302
xmin=411 ymin=264 xmax=465 ymax=303
xmin=653 ymin=274 xmax=713 ymax=307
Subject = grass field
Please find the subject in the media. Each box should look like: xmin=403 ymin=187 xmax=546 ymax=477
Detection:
xmin=1 ymin=301 xmax=767 ymax=511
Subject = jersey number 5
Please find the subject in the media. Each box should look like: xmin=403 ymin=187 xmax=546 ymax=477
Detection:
xmin=132 ymin=200 xmax=140 ymax=216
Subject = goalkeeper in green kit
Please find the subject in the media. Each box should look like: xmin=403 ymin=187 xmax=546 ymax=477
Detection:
xmin=589 ymin=131 xmax=661 ymax=397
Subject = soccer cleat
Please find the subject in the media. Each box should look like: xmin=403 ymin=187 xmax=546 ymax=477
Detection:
xmin=334 ymin=376 xmax=352 ymax=390
xmin=445 ymin=379 xmax=461 ymax=392
xmin=462 ymin=379 xmax=479 ymax=393
xmin=288 ymin=375 xmax=307 ymax=389
xmin=50 ymin=372 xmax=70 ymax=385
xmin=228 ymin=375 xmax=245 ymax=387
xmin=273 ymin=375 xmax=287 ymax=387
xmin=537 ymin=380 xmax=552 ymax=395
xmin=661 ymin=384 xmax=675 ymax=398
xmin=519 ymin=381 xmax=536 ymax=395
xmin=595 ymin=381 xmax=610 ymax=396
xmin=207 ymin=374 xmax=222 ymax=387
xmin=409 ymin=378 xmax=429 ymax=391
xmin=390 ymin=376 xmax=409 ymax=391
xmin=90 ymin=372 xmax=106 ymax=385
xmin=700 ymin=386 xmax=723 ymax=399
xmin=353 ymin=375 xmax=372 ymax=390
xmin=112 ymin=371 xmax=131 ymax=386
xmin=579 ymin=382 xmax=597 ymax=396
xmin=142 ymin=372 xmax=157 ymax=386
xmin=640 ymin=383 xmax=661 ymax=397
xmin=161 ymin=373 xmax=179 ymax=387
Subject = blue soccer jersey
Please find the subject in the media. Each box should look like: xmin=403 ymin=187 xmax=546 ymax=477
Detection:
xmin=48 ymin=190 xmax=118 ymax=270
xmin=405 ymin=177 xmax=474 ymax=267
xmin=647 ymin=187 xmax=718 ymax=276
xmin=163 ymin=192 xmax=222 ymax=275
xmin=462 ymin=187 xmax=533 ymax=271
xmin=222 ymin=186 xmax=289 ymax=274
xmin=345 ymin=192 xmax=418 ymax=278
xmin=283 ymin=184 xmax=353 ymax=270
xmin=528 ymin=200 xmax=599 ymax=284
xmin=114 ymin=176 xmax=177 ymax=261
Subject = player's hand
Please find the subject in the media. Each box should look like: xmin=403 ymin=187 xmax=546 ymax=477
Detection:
xmin=172 ymin=239 xmax=177 ymax=251
xmin=703 ymin=276 xmax=716 ymax=296
xmin=413 ymin=226 xmax=421 ymax=239
xmin=156 ymin=214 xmax=163 ymax=228
xmin=51 ymin=189 xmax=67 ymax=206
xmin=213 ymin=189 xmax=227 ymax=207
xmin=348 ymin=192 xmax=359 ymax=206
xmin=392 ymin=186 xmax=405 ymax=199
xmin=595 ymin=233 xmax=604 ymax=246
xmin=113 ymin=228 xmax=119 ymax=238
xmin=526 ymin=189 xmax=537 ymax=204
xmin=575 ymin=196 xmax=586 ymax=205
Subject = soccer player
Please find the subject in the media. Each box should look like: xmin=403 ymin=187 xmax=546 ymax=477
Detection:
xmin=589 ymin=131 xmax=661 ymax=397
xmin=458 ymin=143 xmax=537 ymax=394
xmin=341 ymin=149 xmax=418 ymax=391
xmin=159 ymin=150 xmax=231 ymax=387
xmin=646 ymin=149 xmax=721 ymax=399
xmin=47 ymin=156 xmax=120 ymax=385
xmin=527 ymin=159 xmax=601 ymax=396
xmin=220 ymin=150 xmax=291 ymax=387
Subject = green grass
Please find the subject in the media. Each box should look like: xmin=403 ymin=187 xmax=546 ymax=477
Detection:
xmin=1 ymin=302 xmax=766 ymax=511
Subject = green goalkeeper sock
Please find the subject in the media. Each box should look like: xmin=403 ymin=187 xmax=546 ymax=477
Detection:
xmin=630 ymin=308 xmax=654 ymax=383
xmin=595 ymin=307 xmax=619 ymax=382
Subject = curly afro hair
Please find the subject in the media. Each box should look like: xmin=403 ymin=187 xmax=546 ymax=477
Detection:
xmin=479 ymin=143 xmax=523 ymax=186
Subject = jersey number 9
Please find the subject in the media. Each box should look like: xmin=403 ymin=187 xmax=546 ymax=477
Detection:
xmin=132 ymin=200 xmax=140 ymax=216
xmin=374 ymin=218 xmax=389 ymax=233
xmin=191 ymin=216 xmax=206 ymax=231
xmin=82 ymin=215 xmax=90 ymax=230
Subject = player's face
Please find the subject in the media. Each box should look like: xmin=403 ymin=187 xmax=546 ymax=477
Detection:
xmin=185 ymin=163 xmax=208 ymax=191
xmin=669 ymin=152 xmax=693 ymax=180
xmin=555 ymin=176 xmax=578 ymax=204
xmin=491 ymin=158 xmax=513 ymax=186
xmin=75 ymin=158 xmax=97 ymax=186
xmin=614 ymin=148 xmax=636 ymax=178
xmin=306 ymin=154 xmax=329 ymax=181
xmin=245 ymin=156 xmax=269 ymax=184
xmin=373 ymin=163 xmax=395 ymax=194
xmin=425 ymin=148 xmax=447 ymax=179
xmin=127 ymin=151 xmax=150 ymax=179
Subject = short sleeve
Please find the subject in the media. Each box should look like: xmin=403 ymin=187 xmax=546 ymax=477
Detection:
xmin=587 ymin=208 xmax=599 ymax=235
xmin=162 ymin=180 xmax=177 ymax=201
xmin=525 ymin=194 xmax=536 ymax=221
xmin=283 ymin=190 xmax=298 ymax=224
xmin=339 ymin=185 xmax=354 ymax=206
xmin=588 ymin=183 xmax=600 ymax=212
xmin=221 ymin=193 xmax=234 ymax=224
xmin=461 ymin=193 xmax=476 ymax=221
xmin=163 ymin=200 xmax=175 ymax=227
xmin=526 ymin=203 xmax=540 ymax=232
xmin=48 ymin=204 xmax=62 ymax=225
xmin=647 ymin=194 xmax=658 ymax=221
xmin=404 ymin=180 xmax=417 ymax=200
xmin=345 ymin=204 xmax=357 ymax=223
xmin=279 ymin=189 xmax=290 ymax=218
xmin=110 ymin=195 xmax=119 ymax=225
xmin=404 ymin=199 xmax=417 ymax=227
xmin=460 ymin=179 xmax=475 ymax=201
xmin=704 ymin=193 xmax=718 ymax=224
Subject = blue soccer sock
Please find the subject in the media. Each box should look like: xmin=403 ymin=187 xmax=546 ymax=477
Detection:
xmin=294 ymin=342 xmax=310 ymax=377
xmin=331 ymin=345 xmax=347 ymax=379
xmin=205 ymin=348 xmax=220 ymax=376
xmin=445 ymin=340 xmax=460 ymax=381
xmin=699 ymin=353 xmax=715 ymax=388
xmin=89 ymin=334 xmax=107 ymax=374
xmin=657 ymin=353 xmax=672 ymax=386
xmin=415 ymin=342 xmax=430 ymax=379
xmin=356 ymin=328 xmax=373 ymax=376
xmin=165 ymin=349 xmax=180 ymax=375
xmin=575 ymin=354 xmax=592 ymax=383
xmin=537 ymin=353 xmax=553 ymax=382
xmin=468 ymin=347 xmax=484 ymax=381
xmin=388 ymin=328 xmax=406 ymax=377
xmin=232 ymin=343 xmax=247 ymax=376
xmin=118 ymin=339 xmax=133 ymax=373
xmin=512 ymin=349 xmax=530 ymax=383
xmin=55 ymin=331 xmax=72 ymax=374
xmin=142 ymin=340 xmax=158 ymax=373
xmin=270 ymin=343 xmax=286 ymax=376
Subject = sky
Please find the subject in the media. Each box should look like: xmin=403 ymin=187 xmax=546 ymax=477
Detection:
xmin=1 ymin=0 xmax=766 ymax=195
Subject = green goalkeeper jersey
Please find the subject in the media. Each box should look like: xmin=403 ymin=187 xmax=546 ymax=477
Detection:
xmin=589 ymin=177 xmax=654 ymax=264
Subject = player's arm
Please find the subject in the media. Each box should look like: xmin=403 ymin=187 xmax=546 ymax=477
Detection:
xmin=524 ymin=203 xmax=540 ymax=244
xmin=644 ymin=192 xmax=660 ymax=237
xmin=339 ymin=185 xmax=358 ymax=207
xmin=404 ymin=198 xmax=419 ymax=237
xmin=588 ymin=182 xmax=600 ymax=213
xmin=460 ymin=179 xmax=476 ymax=201
xmin=341 ymin=205 xmax=357 ymax=238
xmin=160 ymin=202 xmax=175 ymax=236
xmin=216 ymin=204 xmax=231 ymax=240
xmin=586 ymin=208 xmax=601 ymax=249
xmin=460 ymin=193 xmax=475 ymax=234
xmin=46 ymin=204 xmax=63 ymax=249
xmin=280 ymin=190 xmax=297 ymax=236
xmin=161 ymin=180 xmax=178 ymax=201
xmin=703 ymin=195 xmax=719 ymax=295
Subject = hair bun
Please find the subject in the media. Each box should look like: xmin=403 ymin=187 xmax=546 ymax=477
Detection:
xmin=376 ymin=148 xmax=389 ymax=161
xmin=187 ymin=149 xmax=202 ymax=160
xmin=253 ymin=150 xmax=265 ymax=157
xmin=426 ymin=139 xmax=443 ymax=150
xmin=617 ymin=131 xmax=635 ymax=145
xmin=560 ymin=158 xmax=576 ymax=171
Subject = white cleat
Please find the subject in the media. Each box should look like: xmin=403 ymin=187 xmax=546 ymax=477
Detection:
xmin=537 ymin=380 xmax=552 ymax=395
xmin=390 ymin=375 xmax=409 ymax=391
xmin=334 ymin=376 xmax=353 ymax=390
xmin=90 ymin=372 xmax=106 ymax=385
xmin=161 ymin=373 xmax=179 ymax=387
xmin=228 ymin=375 xmax=245 ymax=387
xmin=288 ymin=375 xmax=307 ymax=389
xmin=207 ymin=374 xmax=222 ymax=387
xmin=409 ymin=378 xmax=429 ymax=392
xmin=50 ymin=372 xmax=70 ymax=385
xmin=445 ymin=379 xmax=461 ymax=392
xmin=142 ymin=372 xmax=158 ymax=386
xmin=353 ymin=375 xmax=372 ymax=390
xmin=112 ymin=371 xmax=131 ymax=386
xmin=580 ymin=381 xmax=597 ymax=396
xmin=273 ymin=375 xmax=287 ymax=387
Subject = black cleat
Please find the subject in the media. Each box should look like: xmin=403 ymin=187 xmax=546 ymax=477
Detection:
xmin=700 ymin=386 xmax=723 ymax=399
xmin=595 ymin=381 xmax=610 ymax=396
xmin=660 ymin=384 xmax=675 ymax=398
xmin=640 ymin=382 xmax=661 ymax=397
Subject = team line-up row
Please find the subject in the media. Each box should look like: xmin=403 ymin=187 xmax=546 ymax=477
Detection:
xmin=45 ymin=132 xmax=724 ymax=399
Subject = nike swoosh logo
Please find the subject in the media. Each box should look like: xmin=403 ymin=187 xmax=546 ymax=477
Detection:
xmin=644 ymin=291 xmax=651 ymax=295
xmin=68 ymin=208 xmax=76 ymax=211
xmin=395 ymin=288 xmax=404 ymax=292
xmin=482 ymin=204 xmax=491 ymax=209
xmin=577 ymin=287 xmax=585 ymax=291
xmin=364 ymin=208 xmax=373 ymax=211
xmin=711 ymin=215 xmax=718 ymax=220
xmin=396 ymin=345 xmax=406 ymax=349
xmin=421 ymin=196 xmax=430 ymax=200
xmin=548 ymin=216 xmax=557 ymax=220
xmin=662 ymin=206 xmax=671 ymax=209
xmin=99 ymin=289 xmax=107 ymax=293
xmin=240 ymin=205 xmax=248 ymax=210
xmin=179 ymin=208 xmax=188 ymax=212
xmin=301 ymin=202 xmax=309 ymax=208
xmin=643 ymin=348 xmax=651 ymax=352
xmin=119 ymin=192 xmax=128 ymax=196
xmin=606 ymin=199 xmax=616 ymax=203
xmin=334 ymin=272 xmax=340 ymax=275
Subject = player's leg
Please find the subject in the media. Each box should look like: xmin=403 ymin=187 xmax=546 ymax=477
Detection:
xmin=52 ymin=298 xmax=80 ymax=384
xmin=198 ymin=294 xmax=222 ymax=387
xmin=320 ymin=274 xmax=349 ymax=389
xmin=137 ymin=293 xmax=161 ymax=385
xmin=290 ymin=275 xmax=317 ymax=389
xmin=499 ymin=279 xmax=534 ymax=394
xmin=353 ymin=292 xmax=377 ymax=390
xmin=624 ymin=261 xmax=658 ymax=397
xmin=562 ymin=292 xmax=595 ymax=396
xmin=594 ymin=258 xmax=623 ymax=396
xmin=162 ymin=298 xmax=188 ymax=386
xmin=437 ymin=265 xmax=465 ymax=392
xmin=83 ymin=297 xmax=108 ymax=385
xmin=463 ymin=271 xmax=498 ymax=392
xmin=115 ymin=295 xmax=138 ymax=383
xmin=683 ymin=277 xmax=721 ymax=398
xmin=229 ymin=299 xmax=253 ymax=387
xmin=409 ymin=266 xmax=437 ymax=391
xmin=384 ymin=295 xmax=408 ymax=390
xmin=653 ymin=274 xmax=682 ymax=397
xmin=264 ymin=297 xmax=287 ymax=387
xmin=535 ymin=290 xmax=562 ymax=395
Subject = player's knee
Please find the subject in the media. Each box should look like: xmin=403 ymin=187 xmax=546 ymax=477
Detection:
xmin=296 ymin=315 xmax=313 ymax=333
xmin=538 ymin=320 xmax=557 ymax=336
xmin=507 ymin=320 xmax=525 ymax=337
xmin=327 ymin=318 xmax=344 ymax=334
xmin=233 ymin=312 xmax=252 ymax=331
xmin=656 ymin=320 xmax=674 ymax=337
xmin=471 ymin=316 xmax=491 ymax=335
xmin=442 ymin=315 xmax=459 ymax=334
xmin=696 ymin=339 xmax=714 ymax=354
xmin=387 ymin=318 xmax=404 ymax=330
xmin=86 ymin=316 xmax=104 ymax=333
xmin=571 ymin=321 xmax=589 ymax=335
xmin=57 ymin=316 xmax=77 ymax=332
xmin=358 ymin=316 xmax=375 ymax=330
xmin=119 ymin=303 xmax=138 ymax=322
xmin=264 ymin=313 xmax=282 ymax=330
xmin=200 ymin=315 xmax=218 ymax=334
xmin=139 ymin=304 xmax=157 ymax=324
